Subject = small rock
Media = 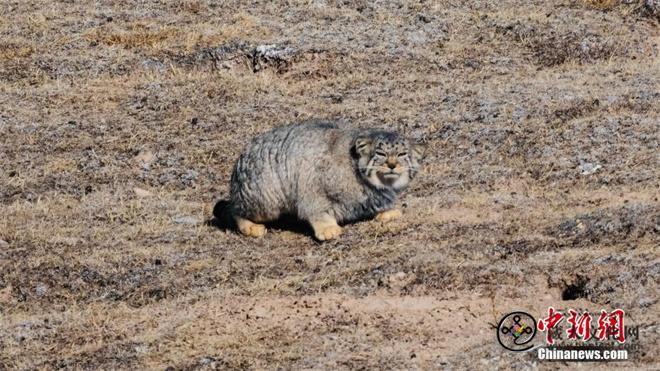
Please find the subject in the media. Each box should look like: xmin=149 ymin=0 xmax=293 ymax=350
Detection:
xmin=254 ymin=44 xmax=295 ymax=59
xmin=35 ymin=283 xmax=48 ymax=297
xmin=135 ymin=150 xmax=156 ymax=170
xmin=580 ymin=162 xmax=602 ymax=175
xmin=133 ymin=187 xmax=153 ymax=197
xmin=0 ymin=239 xmax=8 ymax=248
xmin=251 ymin=44 xmax=296 ymax=72
xmin=134 ymin=344 xmax=150 ymax=354
xmin=142 ymin=59 xmax=166 ymax=73
xmin=393 ymin=272 xmax=407 ymax=281
xmin=199 ymin=357 xmax=217 ymax=365
xmin=172 ymin=215 xmax=200 ymax=225
xmin=638 ymin=297 xmax=654 ymax=307
xmin=158 ymin=171 xmax=176 ymax=185
xmin=181 ymin=169 xmax=199 ymax=187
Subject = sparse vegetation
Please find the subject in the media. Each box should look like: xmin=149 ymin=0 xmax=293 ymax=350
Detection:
xmin=0 ymin=0 xmax=658 ymax=369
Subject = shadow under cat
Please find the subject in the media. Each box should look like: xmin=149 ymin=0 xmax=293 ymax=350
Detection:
xmin=207 ymin=199 xmax=313 ymax=238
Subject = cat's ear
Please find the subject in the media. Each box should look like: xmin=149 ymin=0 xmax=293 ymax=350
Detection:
xmin=354 ymin=137 xmax=373 ymax=157
xmin=411 ymin=141 xmax=427 ymax=160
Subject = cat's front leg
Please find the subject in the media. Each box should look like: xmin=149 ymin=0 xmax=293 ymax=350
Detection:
xmin=375 ymin=209 xmax=402 ymax=223
xmin=309 ymin=213 xmax=342 ymax=241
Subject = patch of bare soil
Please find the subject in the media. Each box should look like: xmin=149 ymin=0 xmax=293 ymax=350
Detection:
xmin=1 ymin=0 xmax=658 ymax=369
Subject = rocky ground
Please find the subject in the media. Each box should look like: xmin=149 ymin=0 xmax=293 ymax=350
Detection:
xmin=0 ymin=0 xmax=658 ymax=369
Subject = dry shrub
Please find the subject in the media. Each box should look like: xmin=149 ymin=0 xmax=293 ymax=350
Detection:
xmin=0 ymin=42 xmax=33 ymax=60
xmin=532 ymin=31 xmax=617 ymax=67
xmin=583 ymin=0 xmax=621 ymax=9
xmin=584 ymin=0 xmax=660 ymax=19
xmin=86 ymin=24 xmax=180 ymax=49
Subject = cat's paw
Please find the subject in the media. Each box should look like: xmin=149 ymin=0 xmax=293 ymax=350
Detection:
xmin=236 ymin=217 xmax=267 ymax=238
xmin=242 ymin=223 xmax=267 ymax=237
xmin=375 ymin=209 xmax=402 ymax=223
xmin=315 ymin=224 xmax=342 ymax=241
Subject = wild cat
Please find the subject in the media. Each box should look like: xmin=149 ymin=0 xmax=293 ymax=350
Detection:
xmin=215 ymin=120 xmax=425 ymax=241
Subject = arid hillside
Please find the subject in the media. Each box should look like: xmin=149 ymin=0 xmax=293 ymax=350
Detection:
xmin=0 ymin=0 xmax=658 ymax=369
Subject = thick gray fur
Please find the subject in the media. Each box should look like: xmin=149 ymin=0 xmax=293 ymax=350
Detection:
xmin=226 ymin=119 xmax=424 ymax=235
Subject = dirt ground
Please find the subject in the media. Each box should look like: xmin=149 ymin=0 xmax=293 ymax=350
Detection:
xmin=1 ymin=0 xmax=658 ymax=369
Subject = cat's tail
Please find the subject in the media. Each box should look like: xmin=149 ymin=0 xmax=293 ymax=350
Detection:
xmin=210 ymin=199 xmax=234 ymax=229
xmin=213 ymin=199 xmax=231 ymax=219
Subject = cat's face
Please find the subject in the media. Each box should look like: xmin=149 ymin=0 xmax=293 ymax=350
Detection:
xmin=354 ymin=132 xmax=425 ymax=191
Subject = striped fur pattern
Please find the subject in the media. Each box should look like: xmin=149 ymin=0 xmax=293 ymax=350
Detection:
xmin=224 ymin=120 xmax=425 ymax=240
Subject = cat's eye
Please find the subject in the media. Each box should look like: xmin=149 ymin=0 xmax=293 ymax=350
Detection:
xmin=374 ymin=150 xmax=387 ymax=157
xmin=397 ymin=152 xmax=408 ymax=157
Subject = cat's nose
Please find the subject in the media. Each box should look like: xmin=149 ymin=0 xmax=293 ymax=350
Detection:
xmin=387 ymin=161 xmax=397 ymax=169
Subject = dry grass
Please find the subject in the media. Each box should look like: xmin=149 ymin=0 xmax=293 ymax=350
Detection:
xmin=584 ymin=0 xmax=621 ymax=10
xmin=1 ymin=0 xmax=659 ymax=369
